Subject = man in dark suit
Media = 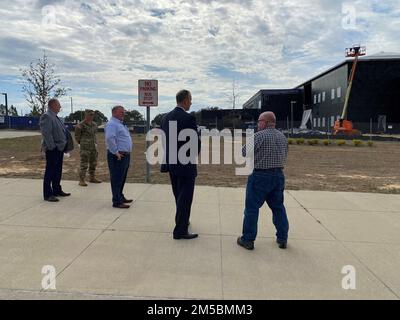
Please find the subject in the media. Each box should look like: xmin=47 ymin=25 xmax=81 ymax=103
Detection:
xmin=161 ymin=90 xmax=201 ymax=240
xmin=39 ymin=98 xmax=71 ymax=202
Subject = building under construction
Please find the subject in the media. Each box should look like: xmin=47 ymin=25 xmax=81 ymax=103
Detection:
xmin=242 ymin=53 xmax=400 ymax=133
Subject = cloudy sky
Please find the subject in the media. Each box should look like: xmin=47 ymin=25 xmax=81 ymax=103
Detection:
xmin=0 ymin=0 xmax=399 ymax=119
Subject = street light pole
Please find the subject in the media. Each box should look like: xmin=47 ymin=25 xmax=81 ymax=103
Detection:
xmin=1 ymin=93 xmax=9 ymax=128
xmin=290 ymin=101 xmax=296 ymax=135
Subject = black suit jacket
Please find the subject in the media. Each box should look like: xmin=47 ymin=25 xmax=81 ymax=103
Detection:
xmin=160 ymin=107 xmax=201 ymax=178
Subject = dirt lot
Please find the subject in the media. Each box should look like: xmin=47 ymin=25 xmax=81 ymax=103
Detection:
xmin=0 ymin=132 xmax=399 ymax=194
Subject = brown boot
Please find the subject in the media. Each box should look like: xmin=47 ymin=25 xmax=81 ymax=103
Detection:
xmin=79 ymin=179 xmax=88 ymax=187
xmin=89 ymin=176 xmax=102 ymax=183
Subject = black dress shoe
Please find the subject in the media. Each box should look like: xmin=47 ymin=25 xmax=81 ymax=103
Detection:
xmin=113 ymin=203 xmax=130 ymax=209
xmin=44 ymin=196 xmax=59 ymax=202
xmin=237 ymin=237 xmax=254 ymax=250
xmin=277 ymin=240 xmax=287 ymax=249
xmin=122 ymin=198 xmax=134 ymax=204
xmin=56 ymin=191 xmax=71 ymax=197
xmin=173 ymin=233 xmax=198 ymax=240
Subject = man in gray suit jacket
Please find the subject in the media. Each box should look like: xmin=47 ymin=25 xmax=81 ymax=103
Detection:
xmin=40 ymin=98 xmax=71 ymax=202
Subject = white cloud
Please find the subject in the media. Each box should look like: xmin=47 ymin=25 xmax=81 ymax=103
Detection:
xmin=0 ymin=0 xmax=399 ymax=119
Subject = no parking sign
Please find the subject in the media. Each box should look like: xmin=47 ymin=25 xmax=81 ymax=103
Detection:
xmin=138 ymin=80 xmax=158 ymax=107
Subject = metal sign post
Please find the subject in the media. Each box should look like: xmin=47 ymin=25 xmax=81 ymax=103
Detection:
xmin=138 ymin=79 xmax=158 ymax=184
xmin=145 ymin=106 xmax=151 ymax=183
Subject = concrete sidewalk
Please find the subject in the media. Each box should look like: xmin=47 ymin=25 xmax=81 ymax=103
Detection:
xmin=0 ymin=177 xmax=399 ymax=300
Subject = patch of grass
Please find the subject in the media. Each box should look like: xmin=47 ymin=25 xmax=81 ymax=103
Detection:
xmin=353 ymin=140 xmax=363 ymax=147
xmin=368 ymin=141 xmax=374 ymax=147
xmin=0 ymin=135 xmax=42 ymax=153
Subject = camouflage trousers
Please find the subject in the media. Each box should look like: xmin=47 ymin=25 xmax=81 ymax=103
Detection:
xmin=79 ymin=149 xmax=98 ymax=179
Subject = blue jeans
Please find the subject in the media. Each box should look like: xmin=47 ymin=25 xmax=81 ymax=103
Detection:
xmin=107 ymin=151 xmax=130 ymax=206
xmin=242 ymin=170 xmax=289 ymax=243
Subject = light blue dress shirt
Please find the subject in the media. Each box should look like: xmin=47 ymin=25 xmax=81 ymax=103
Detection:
xmin=105 ymin=117 xmax=133 ymax=154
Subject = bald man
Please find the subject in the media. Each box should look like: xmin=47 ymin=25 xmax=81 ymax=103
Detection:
xmin=105 ymin=106 xmax=133 ymax=209
xmin=238 ymin=111 xmax=289 ymax=250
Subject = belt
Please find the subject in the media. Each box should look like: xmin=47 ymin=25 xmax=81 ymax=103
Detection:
xmin=108 ymin=150 xmax=130 ymax=155
xmin=254 ymin=168 xmax=283 ymax=172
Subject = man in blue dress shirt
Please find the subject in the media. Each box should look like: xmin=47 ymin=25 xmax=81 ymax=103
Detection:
xmin=105 ymin=106 xmax=133 ymax=209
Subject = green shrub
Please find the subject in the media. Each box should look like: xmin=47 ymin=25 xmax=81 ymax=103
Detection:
xmin=323 ymin=139 xmax=330 ymax=146
xmin=288 ymin=138 xmax=295 ymax=145
xmin=367 ymin=141 xmax=374 ymax=147
xmin=337 ymin=140 xmax=346 ymax=146
xmin=296 ymin=138 xmax=305 ymax=145
xmin=307 ymin=139 xmax=320 ymax=145
xmin=353 ymin=140 xmax=363 ymax=147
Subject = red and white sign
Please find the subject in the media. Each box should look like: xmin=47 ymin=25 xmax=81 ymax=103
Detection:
xmin=138 ymin=79 xmax=158 ymax=106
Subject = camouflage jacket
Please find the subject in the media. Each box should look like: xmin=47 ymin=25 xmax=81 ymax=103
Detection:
xmin=75 ymin=121 xmax=98 ymax=150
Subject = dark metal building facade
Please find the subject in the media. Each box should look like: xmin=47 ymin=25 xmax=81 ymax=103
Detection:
xmin=242 ymin=89 xmax=303 ymax=129
xmin=243 ymin=53 xmax=400 ymax=133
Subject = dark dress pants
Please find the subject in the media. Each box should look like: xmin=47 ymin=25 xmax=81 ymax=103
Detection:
xmin=107 ymin=151 xmax=130 ymax=206
xmin=169 ymin=173 xmax=196 ymax=236
xmin=43 ymin=149 xmax=64 ymax=199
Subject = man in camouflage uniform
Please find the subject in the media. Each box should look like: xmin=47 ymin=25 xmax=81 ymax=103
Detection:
xmin=75 ymin=109 xmax=102 ymax=186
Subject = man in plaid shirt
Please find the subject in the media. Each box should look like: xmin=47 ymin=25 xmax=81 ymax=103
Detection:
xmin=238 ymin=111 xmax=289 ymax=250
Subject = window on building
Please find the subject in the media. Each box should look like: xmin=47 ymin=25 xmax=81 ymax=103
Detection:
xmin=258 ymin=100 xmax=262 ymax=109
xmin=331 ymin=89 xmax=335 ymax=100
xmin=337 ymin=87 xmax=342 ymax=98
xmin=317 ymin=118 xmax=321 ymax=127
xmin=313 ymin=118 xmax=316 ymax=128
xmin=314 ymin=94 xmax=317 ymax=104
xmin=337 ymin=115 xmax=341 ymax=121
xmin=322 ymin=117 xmax=325 ymax=128
xmin=322 ymin=92 xmax=326 ymax=102
xmin=318 ymin=93 xmax=321 ymax=103
xmin=331 ymin=116 xmax=335 ymax=126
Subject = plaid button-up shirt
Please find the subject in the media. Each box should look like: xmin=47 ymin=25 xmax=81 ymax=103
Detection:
xmin=242 ymin=128 xmax=288 ymax=169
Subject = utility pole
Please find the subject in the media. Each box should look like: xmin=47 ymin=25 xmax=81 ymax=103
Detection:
xmin=70 ymin=97 xmax=73 ymax=114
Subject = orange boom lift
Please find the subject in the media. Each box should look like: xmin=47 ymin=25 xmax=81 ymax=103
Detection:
xmin=333 ymin=45 xmax=366 ymax=135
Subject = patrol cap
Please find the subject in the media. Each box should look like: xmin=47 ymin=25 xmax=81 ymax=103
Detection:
xmin=85 ymin=109 xmax=95 ymax=115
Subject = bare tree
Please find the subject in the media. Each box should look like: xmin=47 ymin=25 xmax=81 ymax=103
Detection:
xmin=223 ymin=79 xmax=241 ymax=129
xmin=21 ymin=51 xmax=68 ymax=116
xmin=225 ymin=79 xmax=240 ymax=110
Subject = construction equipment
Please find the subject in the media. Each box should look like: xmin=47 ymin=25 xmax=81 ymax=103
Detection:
xmin=333 ymin=45 xmax=366 ymax=135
